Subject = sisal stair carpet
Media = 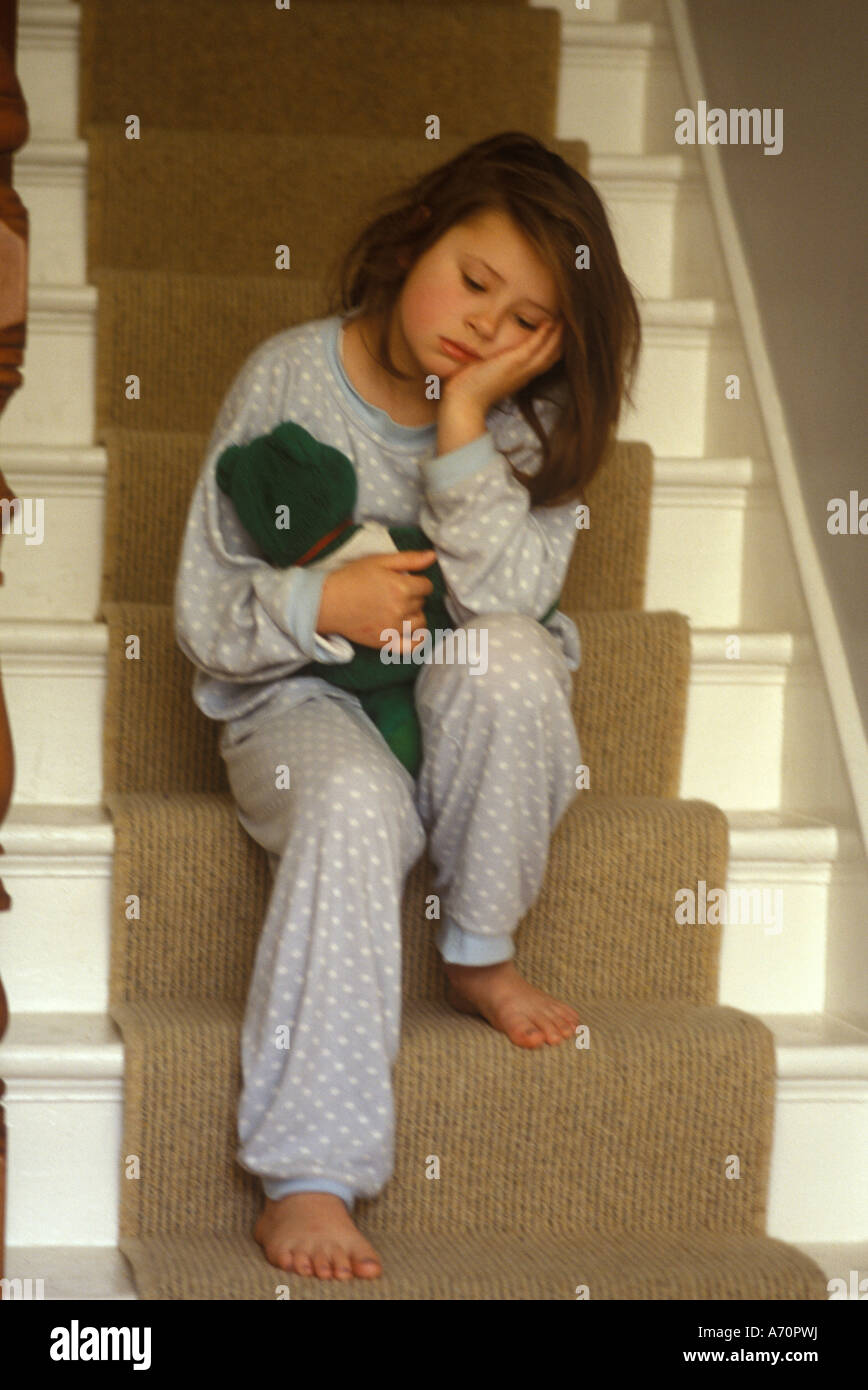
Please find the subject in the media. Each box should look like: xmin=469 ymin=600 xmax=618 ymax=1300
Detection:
xmin=80 ymin=0 xmax=828 ymax=1298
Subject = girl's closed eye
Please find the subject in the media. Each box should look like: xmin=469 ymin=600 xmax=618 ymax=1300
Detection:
xmin=462 ymin=272 xmax=539 ymax=332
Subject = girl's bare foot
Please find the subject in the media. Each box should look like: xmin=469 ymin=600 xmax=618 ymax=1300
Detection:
xmin=443 ymin=958 xmax=580 ymax=1048
xmin=254 ymin=1191 xmax=383 ymax=1280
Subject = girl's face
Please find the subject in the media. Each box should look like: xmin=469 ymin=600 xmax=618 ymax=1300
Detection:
xmin=389 ymin=207 xmax=561 ymax=384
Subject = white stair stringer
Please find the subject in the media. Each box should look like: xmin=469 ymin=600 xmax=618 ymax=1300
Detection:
xmin=1 ymin=0 xmax=864 ymax=1296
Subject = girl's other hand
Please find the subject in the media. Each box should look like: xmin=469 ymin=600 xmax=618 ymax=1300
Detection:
xmin=441 ymin=318 xmax=564 ymax=418
xmin=314 ymin=550 xmax=436 ymax=651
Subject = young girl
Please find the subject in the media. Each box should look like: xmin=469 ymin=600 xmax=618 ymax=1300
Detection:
xmin=174 ymin=131 xmax=641 ymax=1284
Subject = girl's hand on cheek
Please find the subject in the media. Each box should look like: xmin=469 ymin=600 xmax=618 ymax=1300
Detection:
xmin=441 ymin=318 xmax=564 ymax=418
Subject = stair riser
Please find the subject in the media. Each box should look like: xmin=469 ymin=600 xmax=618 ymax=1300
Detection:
xmin=622 ymin=329 xmax=766 ymax=458
xmin=16 ymin=154 xmax=725 ymax=305
xmin=4 ymin=1073 xmax=861 ymax=1246
xmin=0 ymin=856 xmax=112 ymax=1013
xmin=0 ymin=459 xmax=807 ymax=633
xmin=0 ymin=306 xmax=764 ymax=460
xmin=599 ymin=176 xmax=731 ymax=300
xmin=1 ymin=846 xmax=858 ymax=1016
xmin=16 ymin=9 xmax=81 ymax=141
xmin=17 ymin=0 xmax=671 ymax=154
xmin=4 ymin=1080 xmax=123 ymax=1246
xmin=14 ymin=169 xmax=87 ymax=287
xmin=1 ymin=305 xmax=95 ymax=444
xmin=559 ymin=39 xmax=687 ymax=159
xmin=1 ymin=479 xmax=104 ymax=620
xmin=646 ymin=484 xmax=806 ymax=629
xmin=97 ymin=1003 xmax=779 ymax=1238
xmin=680 ymin=662 xmax=852 ymax=815
xmin=1 ymin=652 xmax=842 ymax=811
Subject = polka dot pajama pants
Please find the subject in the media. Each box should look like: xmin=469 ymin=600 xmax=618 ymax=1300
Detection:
xmin=217 ymin=613 xmax=581 ymax=1211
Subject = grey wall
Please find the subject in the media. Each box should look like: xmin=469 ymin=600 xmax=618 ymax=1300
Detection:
xmin=683 ymin=0 xmax=868 ymax=739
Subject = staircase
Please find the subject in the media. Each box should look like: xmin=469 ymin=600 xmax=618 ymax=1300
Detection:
xmin=1 ymin=0 xmax=865 ymax=1298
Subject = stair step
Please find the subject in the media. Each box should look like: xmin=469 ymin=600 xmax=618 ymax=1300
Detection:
xmin=101 ymin=605 xmax=689 ymax=797
xmin=0 ymin=282 xmax=764 ymax=458
xmin=3 ymin=806 xmax=862 ymax=1016
xmin=79 ymin=128 xmax=588 ymax=279
xmin=2 ymin=441 xmax=808 ymax=631
xmin=104 ymin=996 xmax=774 ymax=1237
xmin=77 ymin=1 xmax=560 ymax=139
xmin=4 ymin=1229 xmax=827 ymax=1301
xmin=0 ymin=621 xmax=849 ymax=814
xmin=101 ymin=792 xmax=728 ymax=1005
xmin=17 ymin=0 xmax=678 ymax=163
xmin=102 ymin=1228 xmax=832 ymax=1300
xmin=3 ymin=1246 xmax=138 ymax=1301
xmin=72 ymin=122 xmax=728 ymax=301
xmin=1 ymin=1009 xmax=865 ymax=1247
xmin=648 ymin=457 xmax=806 ymax=630
xmin=17 ymin=137 xmax=726 ymax=300
xmin=6 ymin=1236 xmax=867 ymax=1301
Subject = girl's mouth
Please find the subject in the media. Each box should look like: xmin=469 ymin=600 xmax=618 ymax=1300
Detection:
xmin=439 ymin=337 xmax=481 ymax=362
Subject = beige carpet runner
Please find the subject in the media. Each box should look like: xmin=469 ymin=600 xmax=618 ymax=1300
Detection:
xmin=81 ymin=0 xmax=828 ymax=1298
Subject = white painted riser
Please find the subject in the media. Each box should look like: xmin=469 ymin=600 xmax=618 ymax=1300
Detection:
xmin=5 ymin=1062 xmax=123 ymax=1247
xmin=14 ymin=4 xmax=82 ymax=144
xmin=560 ymin=31 xmax=686 ymax=161
xmin=0 ymin=292 xmax=766 ymax=465
xmin=649 ymin=466 xmax=809 ymax=631
xmin=593 ymin=156 xmax=732 ymax=302
xmin=15 ymin=144 xmax=728 ymax=307
xmin=0 ymin=451 xmax=809 ymax=635
xmin=3 ymin=1010 xmax=865 ymax=1247
xmin=0 ymin=628 xmax=852 ymax=815
xmin=681 ymin=650 xmax=852 ymax=815
xmin=1 ymin=809 xmax=863 ymax=1017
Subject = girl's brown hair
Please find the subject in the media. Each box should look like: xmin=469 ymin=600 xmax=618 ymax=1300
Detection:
xmin=324 ymin=131 xmax=642 ymax=508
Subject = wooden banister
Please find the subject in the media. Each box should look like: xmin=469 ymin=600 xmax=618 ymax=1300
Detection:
xmin=0 ymin=0 xmax=28 ymax=1290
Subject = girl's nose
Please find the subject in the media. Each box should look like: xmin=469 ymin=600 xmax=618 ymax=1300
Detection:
xmin=466 ymin=317 xmax=494 ymax=344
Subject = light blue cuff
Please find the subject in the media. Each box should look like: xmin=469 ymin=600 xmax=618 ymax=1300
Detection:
xmin=262 ymin=1176 xmax=355 ymax=1208
xmin=420 ymin=429 xmax=499 ymax=494
xmin=282 ymin=565 xmax=355 ymax=664
xmin=435 ymin=913 xmax=515 ymax=965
